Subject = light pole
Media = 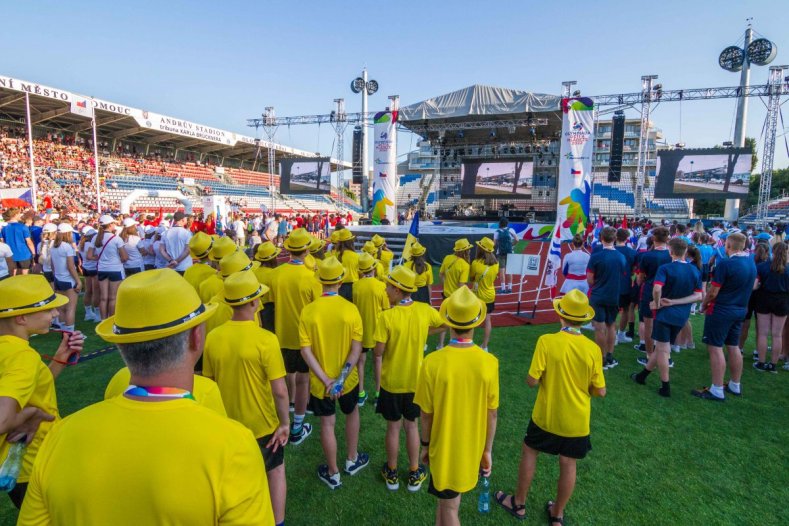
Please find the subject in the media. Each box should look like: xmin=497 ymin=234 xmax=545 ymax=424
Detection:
xmin=350 ymin=69 xmax=378 ymax=215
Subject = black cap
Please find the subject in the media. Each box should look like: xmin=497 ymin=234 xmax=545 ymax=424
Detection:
xmin=173 ymin=212 xmax=186 ymax=222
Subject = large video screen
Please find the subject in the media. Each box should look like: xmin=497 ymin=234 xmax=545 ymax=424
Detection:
xmin=279 ymin=158 xmax=331 ymax=194
xmin=460 ymin=159 xmax=535 ymax=199
xmin=654 ymin=148 xmax=752 ymax=199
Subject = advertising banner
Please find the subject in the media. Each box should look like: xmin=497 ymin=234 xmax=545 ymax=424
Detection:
xmin=372 ymin=110 xmax=398 ymax=224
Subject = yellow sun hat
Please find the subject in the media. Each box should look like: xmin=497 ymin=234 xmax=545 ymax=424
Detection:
xmin=336 ymin=228 xmax=355 ymax=243
xmin=410 ymin=242 xmax=426 ymax=257
xmin=223 ymin=270 xmax=269 ymax=306
xmin=362 ymin=240 xmax=377 ymax=256
xmin=95 ymin=269 xmax=217 ymax=344
xmin=254 ymin=241 xmax=281 ymax=262
xmin=385 ymin=265 xmax=418 ymax=293
xmin=439 ymin=287 xmax=487 ymax=330
xmin=371 ymin=234 xmax=386 ymax=248
xmin=0 ymin=275 xmax=69 ymax=319
xmin=475 ymin=237 xmax=495 ymax=253
xmin=309 ymin=237 xmax=326 ymax=254
xmin=208 ymin=236 xmax=238 ymax=262
xmin=317 ymin=256 xmax=345 ymax=285
xmin=284 ymin=228 xmax=311 ymax=252
xmin=552 ymin=289 xmax=595 ymax=322
xmin=189 ymin=232 xmax=214 ymax=259
xmin=219 ymin=251 xmax=260 ymax=279
xmin=453 ymin=238 xmax=473 ymax=252
xmin=358 ymin=252 xmax=377 ymax=274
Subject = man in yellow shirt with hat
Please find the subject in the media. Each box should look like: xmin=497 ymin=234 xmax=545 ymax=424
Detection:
xmin=436 ymin=238 xmax=472 ymax=348
xmin=253 ymin=241 xmax=281 ymax=332
xmin=333 ymin=228 xmax=359 ymax=301
xmin=204 ymin=270 xmax=290 ymax=526
xmin=371 ymin=233 xmax=394 ymax=270
xmin=299 ymin=256 xmax=369 ymax=489
xmin=270 ymin=228 xmax=321 ymax=445
xmin=198 ymin=236 xmax=238 ymax=303
xmin=0 ymin=275 xmax=84 ymax=509
xmin=362 ymin=240 xmax=386 ymax=281
xmin=471 ymin=237 xmax=499 ymax=352
xmin=374 ymin=265 xmax=445 ymax=493
xmin=183 ymin=231 xmax=216 ymax=293
xmin=414 ymin=286 xmax=498 ymax=525
xmin=494 ymin=289 xmax=606 ymax=524
xmin=18 ymin=269 xmax=274 ymax=525
xmin=205 ymin=251 xmax=260 ymax=335
xmin=352 ymin=252 xmax=389 ymax=407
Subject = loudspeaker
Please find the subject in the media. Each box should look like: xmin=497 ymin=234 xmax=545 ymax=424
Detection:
xmin=352 ymin=126 xmax=363 ymax=184
xmin=608 ymin=111 xmax=625 ymax=182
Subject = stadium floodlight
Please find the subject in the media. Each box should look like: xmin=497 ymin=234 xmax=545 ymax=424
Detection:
xmin=366 ymin=80 xmax=379 ymax=95
xmin=747 ymin=38 xmax=777 ymax=66
xmin=719 ymin=45 xmax=745 ymax=72
xmin=351 ymin=77 xmax=365 ymax=93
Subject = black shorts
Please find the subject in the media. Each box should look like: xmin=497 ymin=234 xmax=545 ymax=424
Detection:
xmin=282 ymin=348 xmax=309 ymax=374
xmin=14 ymin=259 xmax=32 ymax=270
xmin=82 ymin=268 xmax=97 ymax=277
xmin=652 ymin=320 xmax=683 ymax=345
xmin=496 ymin=253 xmax=509 ymax=266
xmin=412 ymin=286 xmax=431 ymax=304
xmin=124 ymin=267 xmax=142 ymax=276
xmin=701 ymin=263 xmax=710 ymax=283
xmin=54 ymin=279 xmax=75 ymax=292
xmin=256 ymin=433 xmax=285 ymax=472
xmin=0 ymin=274 xmax=9 ymax=282
xmin=619 ymin=293 xmax=632 ymax=310
xmin=523 ymin=419 xmax=591 ymax=460
xmin=428 ymin=475 xmax=460 ymax=500
xmin=362 ymin=347 xmax=372 ymax=354
xmin=259 ymin=302 xmax=275 ymax=332
xmin=485 ymin=302 xmax=495 ymax=314
xmin=144 ymin=264 xmax=155 ymax=271
xmin=375 ymin=388 xmax=419 ymax=421
xmin=310 ymin=385 xmax=359 ymax=416
xmin=702 ymin=313 xmax=742 ymax=348
xmin=630 ymin=283 xmax=640 ymax=304
xmin=339 ymin=282 xmax=353 ymax=302
xmin=43 ymin=271 xmax=55 ymax=282
xmin=98 ymin=271 xmax=124 ymax=282
xmin=744 ymin=292 xmax=758 ymax=320
xmin=7 ymin=481 xmax=27 ymax=509
xmin=639 ymin=299 xmax=654 ymax=320
xmin=754 ymin=291 xmax=789 ymax=317
xmin=592 ymin=303 xmax=618 ymax=325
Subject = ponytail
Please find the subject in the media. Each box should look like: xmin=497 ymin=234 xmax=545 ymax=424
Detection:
xmin=771 ymin=242 xmax=788 ymax=274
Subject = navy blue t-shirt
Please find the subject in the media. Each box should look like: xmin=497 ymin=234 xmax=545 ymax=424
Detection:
xmin=587 ymin=248 xmax=627 ymax=306
xmin=757 ymin=260 xmax=789 ymax=294
xmin=709 ymin=255 xmax=757 ymax=317
xmin=30 ymin=225 xmax=43 ymax=252
xmin=615 ymin=245 xmax=637 ymax=294
xmin=637 ymin=247 xmax=672 ymax=302
xmin=0 ymin=222 xmax=32 ymax=261
xmin=654 ymin=261 xmax=702 ymax=326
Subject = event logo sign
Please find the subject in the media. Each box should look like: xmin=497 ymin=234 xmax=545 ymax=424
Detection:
xmin=372 ymin=110 xmax=398 ymax=224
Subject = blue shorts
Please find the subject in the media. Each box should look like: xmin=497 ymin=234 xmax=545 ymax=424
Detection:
xmin=54 ymin=279 xmax=75 ymax=292
xmin=592 ymin=303 xmax=618 ymax=325
xmin=98 ymin=271 xmax=124 ymax=282
xmin=639 ymin=298 xmax=654 ymax=320
xmin=82 ymin=269 xmax=97 ymax=277
xmin=43 ymin=271 xmax=55 ymax=283
xmin=652 ymin=320 xmax=682 ymax=344
xmin=702 ymin=314 xmax=742 ymax=348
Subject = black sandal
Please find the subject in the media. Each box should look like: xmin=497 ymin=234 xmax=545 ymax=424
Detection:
xmin=494 ymin=491 xmax=526 ymax=520
xmin=545 ymin=501 xmax=564 ymax=525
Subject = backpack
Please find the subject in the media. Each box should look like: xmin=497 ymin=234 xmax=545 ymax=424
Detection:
xmin=496 ymin=228 xmax=513 ymax=255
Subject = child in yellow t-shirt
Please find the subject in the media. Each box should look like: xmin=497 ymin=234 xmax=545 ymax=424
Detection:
xmin=404 ymin=242 xmax=433 ymax=304
xmin=470 ymin=237 xmax=499 ymax=351
xmin=352 ymin=253 xmax=389 ymax=407
xmin=436 ymin=238 xmax=472 ymax=348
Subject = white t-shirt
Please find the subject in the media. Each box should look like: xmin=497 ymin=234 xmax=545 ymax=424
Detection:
xmin=0 ymin=241 xmax=12 ymax=278
xmin=560 ymin=249 xmax=591 ymax=295
xmin=163 ymin=227 xmax=193 ymax=271
xmin=233 ymin=220 xmax=246 ymax=239
xmin=94 ymin=234 xmax=126 ymax=272
xmin=80 ymin=242 xmax=98 ymax=271
xmin=153 ymin=240 xmax=168 ymax=269
xmin=51 ymin=243 xmax=76 ymax=286
xmin=139 ymin=238 xmax=156 ymax=266
xmin=37 ymin=241 xmax=53 ymax=272
xmin=124 ymin=235 xmax=144 ymax=271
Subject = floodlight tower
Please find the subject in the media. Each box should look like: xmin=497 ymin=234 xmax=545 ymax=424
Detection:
xmin=719 ymin=20 xmax=778 ymax=220
xmin=261 ymin=106 xmax=278 ymax=212
xmin=330 ymin=98 xmax=348 ymax=211
xmin=350 ymin=68 xmax=379 ymax=213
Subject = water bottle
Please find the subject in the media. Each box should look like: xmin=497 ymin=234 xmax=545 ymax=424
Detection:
xmin=477 ymin=474 xmax=490 ymax=513
xmin=0 ymin=440 xmax=27 ymax=493
xmin=330 ymin=362 xmax=352 ymax=397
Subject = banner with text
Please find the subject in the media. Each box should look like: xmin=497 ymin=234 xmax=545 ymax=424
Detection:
xmin=372 ymin=110 xmax=398 ymax=224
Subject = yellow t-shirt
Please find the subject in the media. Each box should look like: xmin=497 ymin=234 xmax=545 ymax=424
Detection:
xmin=18 ymin=397 xmax=273 ymax=525
xmin=204 ymin=321 xmax=286 ymax=439
xmin=414 ymin=345 xmax=499 ymax=493
xmin=198 ymin=273 xmax=223 ymax=304
xmin=439 ymin=255 xmax=470 ymax=297
xmin=304 ymin=253 xmax=317 ymax=273
xmin=404 ymin=260 xmax=434 ymax=288
xmin=183 ymin=262 xmax=215 ymax=294
xmin=374 ymin=302 xmax=444 ymax=393
xmin=380 ymin=250 xmax=394 ymax=266
xmin=338 ymin=249 xmax=359 ymax=283
xmin=352 ymin=277 xmax=390 ymax=349
xmin=252 ymin=265 xmax=276 ymax=304
xmin=270 ymin=261 xmax=322 ymax=349
xmin=470 ymin=259 xmax=499 ymax=304
xmin=0 ymin=335 xmax=60 ymax=484
xmin=104 ymin=367 xmax=226 ymax=416
xmin=298 ymin=295 xmax=363 ymax=398
xmin=374 ymin=260 xmax=387 ymax=282
xmin=528 ymin=331 xmax=605 ymax=437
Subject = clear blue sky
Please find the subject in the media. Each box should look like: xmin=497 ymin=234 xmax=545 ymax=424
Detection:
xmin=2 ymin=0 xmax=787 ymax=169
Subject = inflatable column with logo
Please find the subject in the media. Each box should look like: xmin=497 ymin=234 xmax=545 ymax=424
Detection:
xmin=372 ymin=110 xmax=398 ymax=224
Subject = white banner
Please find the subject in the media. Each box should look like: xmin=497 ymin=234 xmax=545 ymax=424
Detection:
xmin=70 ymin=97 xmax=94 ymax=119
xmin=556 ymin=97 xmax=595 ymax=240
xmin=372 ymin=110 xmax=398 ymax=224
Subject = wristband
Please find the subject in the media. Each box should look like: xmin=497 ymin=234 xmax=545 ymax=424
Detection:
xmin=420 ymin=439 xmax=430 ymax=447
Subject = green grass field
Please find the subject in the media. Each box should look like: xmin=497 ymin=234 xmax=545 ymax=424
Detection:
xmin=2 ymin=306 xmax=788 ymax=526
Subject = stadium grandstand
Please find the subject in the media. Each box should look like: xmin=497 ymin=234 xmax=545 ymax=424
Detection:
xmin=0 ymin=74 xmax=358 ymax=215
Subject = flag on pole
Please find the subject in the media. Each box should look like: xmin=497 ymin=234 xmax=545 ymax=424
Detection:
xmin=400 ymin=211 xmax=420 ymax=264
xmin=70 ymin=97 xmax=94 ymax=119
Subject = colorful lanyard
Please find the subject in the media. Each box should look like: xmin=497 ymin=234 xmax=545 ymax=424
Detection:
xmin=449 ymin=338 xmax=474 ymax=346
xmin=124 ymin=386 xmax=195 ymax=400
xmin=399 ymin=298 xmax=413 ymax=306
xmin=289 ymin=259 xmax=304 ymax=265
xmin=322 ymin=291 xmax=339 ymax=297
xmin=561 ymin=327 xmax=582 ymax=336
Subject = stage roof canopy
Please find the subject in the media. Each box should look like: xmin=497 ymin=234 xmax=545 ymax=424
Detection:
xmin=398 ymin=84 xmax=563 ymax=144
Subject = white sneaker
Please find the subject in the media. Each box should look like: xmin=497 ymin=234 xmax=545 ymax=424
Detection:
xmin=671 ymin=345 xmax=681 ymax=353
xmin=617 ymin=332 xmax=633 ymax=344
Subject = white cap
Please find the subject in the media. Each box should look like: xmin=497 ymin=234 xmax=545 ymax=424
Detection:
xmin=81 ymin=226 xmax=97 ymax=236
xmin=122 ymin=218 xmax=139 ymax=228
xmin=57 ymin=223 xmax=74 ymax=233
xmin=99 ymin=214 xmax=116 ymax=226
xmin=42 ymin=223 xmax=57 ymax=233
